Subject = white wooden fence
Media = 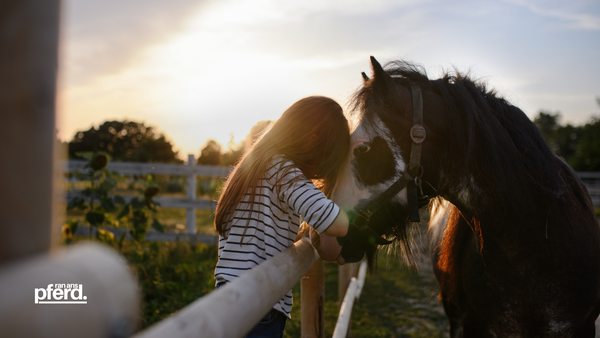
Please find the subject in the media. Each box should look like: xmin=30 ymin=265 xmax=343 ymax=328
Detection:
xmin=65 ymin=156 xmax=371 ymax=337
xmin=333 ymin=261 xmax=367 ymax=338
xmin=1 ymin=2 xmax=140 ymax=338
xmin=66 ymin=154 xmax=231 ymax=235
xmin=579 ymin=172 xmax=600 ymax=207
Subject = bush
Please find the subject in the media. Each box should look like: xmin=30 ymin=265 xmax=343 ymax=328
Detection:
xmin=69 ymin=237 xmax=218 ymax=329
xmin=122 ymin=240 xmax=218 ymax=328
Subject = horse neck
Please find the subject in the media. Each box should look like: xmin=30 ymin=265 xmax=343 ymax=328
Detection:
xmin=440 ymin=156 xmax=596 ymax=252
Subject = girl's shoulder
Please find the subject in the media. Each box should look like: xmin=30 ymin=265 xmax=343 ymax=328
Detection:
xmin=266 ymin=155 xmax=304 ymax=182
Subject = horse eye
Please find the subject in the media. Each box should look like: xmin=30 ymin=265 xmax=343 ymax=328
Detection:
xmin=355 ymin=143 xmax=371 ymax=155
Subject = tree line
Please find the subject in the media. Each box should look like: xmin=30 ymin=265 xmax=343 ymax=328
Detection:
xmin=533 ymin=98 xmax=600 ymax=171
xmin=67 ymin=120 xmax=272 ymax=166
xmin=67 ymin=105 xmax=599 ymax=171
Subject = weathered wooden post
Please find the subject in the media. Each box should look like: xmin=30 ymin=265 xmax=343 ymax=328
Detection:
xmin=0 ymin=0 xmax=62 ymax=263
xmin=301 ymin=260 xmax=325 ymax=338
xmin=186 ymin=154 xmax=197 ymax=234
xmin=0 ymin=2 xmax=140 ymax=337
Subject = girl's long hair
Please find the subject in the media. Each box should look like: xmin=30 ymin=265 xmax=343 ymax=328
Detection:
xmin=215 ymin=96 xmax=350 ymax=237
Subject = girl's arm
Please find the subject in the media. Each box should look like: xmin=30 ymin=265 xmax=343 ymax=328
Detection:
xmin=309 ymin=209 xmax=348 ymax=263
xmin=310 ymin=228 xmax=345 ymax=264
xmin=322 ymin=208 xmax=349 ymax=237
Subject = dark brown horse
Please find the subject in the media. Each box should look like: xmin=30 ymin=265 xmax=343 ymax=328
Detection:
xmin=334 ymin=56 xmax=600 ymax=337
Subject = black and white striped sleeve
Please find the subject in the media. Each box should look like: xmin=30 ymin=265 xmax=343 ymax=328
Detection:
xmin=278 ymin=164 xmax=340 ymax=234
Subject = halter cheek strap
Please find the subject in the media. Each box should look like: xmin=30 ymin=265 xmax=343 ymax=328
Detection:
xmin=407 ymin=83 xmax=428 ymax=222
xmin=353 ymin=83 xmax=430 ymax=245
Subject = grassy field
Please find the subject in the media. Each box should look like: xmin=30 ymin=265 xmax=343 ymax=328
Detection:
xmin=64 ymin=204 xmax=217 ymax=234
xmin=64 ymin=174 xmax=450 ymax=336
xmin=284 ymin=253 xmax=448 ymax=338
xmin=68 ymin=228 xmax=449 ymax=337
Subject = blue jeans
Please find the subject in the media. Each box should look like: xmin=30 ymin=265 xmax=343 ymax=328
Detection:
xmin=216 ymin=283 xmax=287 ymax=338
xmin=244 ymin=308 xmax=287 ymax=338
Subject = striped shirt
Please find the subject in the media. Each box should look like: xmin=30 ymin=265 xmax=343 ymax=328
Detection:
xmin=214 ymin=156 xmax=340 ymax=318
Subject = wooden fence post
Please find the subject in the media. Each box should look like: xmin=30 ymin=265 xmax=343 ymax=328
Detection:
xmin=0 ymin=3 xmax=141 ymax=337
xmin=0 ymin=0 xmax=61 ymax=264
xmin=301 ymin=260 xmax=325 ymax=338
xmin=186 ymin=154 xmax=196 ymax=234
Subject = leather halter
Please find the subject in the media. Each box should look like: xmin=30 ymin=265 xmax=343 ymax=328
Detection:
xmin=353 ymin=83 xmax=429 ymax=245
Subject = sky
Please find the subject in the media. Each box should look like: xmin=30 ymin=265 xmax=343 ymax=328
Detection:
xmin=58 ymin=0 xmax=600 ymax=161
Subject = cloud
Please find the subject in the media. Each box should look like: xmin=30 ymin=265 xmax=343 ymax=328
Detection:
xmin=504 ymin=0 xmax=600 ymax=30
xmin=59 ymin=0 xmax=600 ymax=156
xmin=62 ymin=0 xmax=213 ymax=85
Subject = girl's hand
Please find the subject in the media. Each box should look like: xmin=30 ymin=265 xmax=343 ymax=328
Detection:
xmin=310 ymin=227 xmax=345 ymax=265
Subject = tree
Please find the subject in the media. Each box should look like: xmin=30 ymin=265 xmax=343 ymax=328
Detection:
xmin=221 ymin=147 xmax=245 ymax=166
xmin=197 ymin=139 xmax=222 ymax=165
xmin=220 ymin=120 xmax=272 ymax=166
xmin=570 ymin=117 xmax=600 ymax=171
xmin=196 ymin=121 xmax=273 ymax=166
xmin=68 ymin=120 xmax=182 ymax=163
xmin=243 ymin=120 xmax=272 ymax=150
xmin=533 ymin=111 xmax=561 ymax=154
xmin=534 ymin=111 xmax=580 ymax=162
xmin=533 ymin=97 xmax=600 ymax=171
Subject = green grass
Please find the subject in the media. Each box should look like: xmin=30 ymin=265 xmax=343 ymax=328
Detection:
xmin=64 ymin=173 xmax=220 ymax=234
xmin=66 ymin=236 xmax=449 ymax=336
xmin=64 ymin=173 xmax=451 ymax=335
xmin=64 ymin=204 xmax=217 ymax=234
xmin=70 ymin=237 xmax=219 ymax=329
xmin=284 ymin=252 xmax=448 ymax=338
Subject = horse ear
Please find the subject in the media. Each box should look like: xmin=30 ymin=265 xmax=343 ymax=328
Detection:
xmin=361 ymin=72 xmax=369 ymax=82
xmin=370 ymin=56 xmax=391 ymax=82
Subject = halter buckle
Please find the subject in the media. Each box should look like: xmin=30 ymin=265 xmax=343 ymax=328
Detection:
xmin=354 ymin=209 xmax=372 ymax=228
xmin=410 ymin=124 xmax=426 ymax=144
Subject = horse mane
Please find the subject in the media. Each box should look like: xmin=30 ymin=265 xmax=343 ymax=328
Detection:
xmin=351 ymin=60 xmax=598 ymax=281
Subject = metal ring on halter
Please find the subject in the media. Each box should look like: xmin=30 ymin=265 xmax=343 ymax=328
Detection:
xmin=408 ymin=163 xmax=424 ymax=181
xmin=415 ymin=163 xmax=424 ymax=179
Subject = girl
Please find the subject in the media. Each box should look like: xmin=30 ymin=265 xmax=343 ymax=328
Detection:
xmin=214 ymin=96 xmax=351 ymax=338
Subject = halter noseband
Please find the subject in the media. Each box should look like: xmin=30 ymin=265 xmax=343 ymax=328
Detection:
xmin=353 ymin=83 xmax=430 ymax=245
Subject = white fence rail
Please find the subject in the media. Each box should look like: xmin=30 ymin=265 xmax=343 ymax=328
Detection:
xmin=65 ymin=159 xmax=600 ymax=227
xmin=67 ymin=157 xmax=231 ymax=177
xmin=73 ymin=225 xmax=219 ymax=245
xmin=65 ymin=155 xmax=233 ymax=235
xmin=333 ymin=260 xmax=367 ymax=338
xmin=132 ymin=238 xmax=319 ymax=338
xmin=580 ymin=172 xmax=600 ymax=207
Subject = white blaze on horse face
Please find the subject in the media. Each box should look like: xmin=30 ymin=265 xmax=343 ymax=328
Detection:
xmin=333 ymin=121 xmax=409 ymax=211
xmin=333 ymin=125 xmax=370 ymax=210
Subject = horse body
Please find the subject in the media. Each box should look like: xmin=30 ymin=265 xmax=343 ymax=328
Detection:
xmin=335 ymin=57 xmax=600 ymax=337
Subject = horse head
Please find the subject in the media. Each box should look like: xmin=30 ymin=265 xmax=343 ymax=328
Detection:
xmin=335 ymin=55 xmax=571 ymax=267
xmin=335 ymin=56 xmax=449 ymax=267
